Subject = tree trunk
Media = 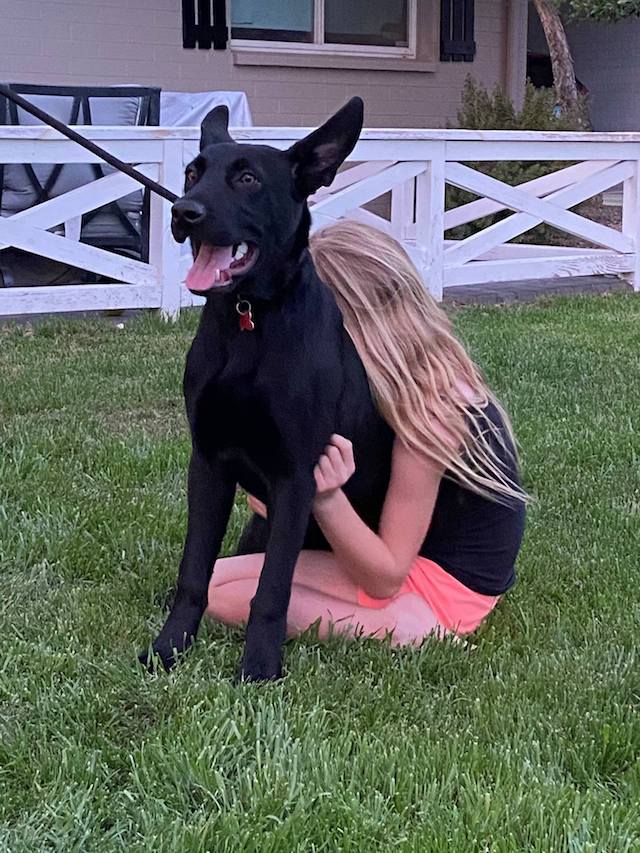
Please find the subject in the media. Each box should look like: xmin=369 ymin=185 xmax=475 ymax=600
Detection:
xmin=532 ymin=0 xmax=578 ymax=111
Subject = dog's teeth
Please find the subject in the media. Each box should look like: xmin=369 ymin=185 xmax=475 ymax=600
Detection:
xmin=234 ymin=242 xmax=248 ymax=260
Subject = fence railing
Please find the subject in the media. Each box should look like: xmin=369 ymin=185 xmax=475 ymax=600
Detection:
xmin=1 ymin=126 xmax=639 ymax=318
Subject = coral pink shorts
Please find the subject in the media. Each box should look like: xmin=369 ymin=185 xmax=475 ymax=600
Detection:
xmin=357 ymin=556 xmax=501 ymax=635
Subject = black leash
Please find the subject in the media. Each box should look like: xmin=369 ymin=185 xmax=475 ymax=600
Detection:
xmin=0 ymin=84 xmax=179 ymax=203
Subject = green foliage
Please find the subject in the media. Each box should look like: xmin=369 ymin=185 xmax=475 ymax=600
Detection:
xmin=455 ymin=77 xmax=586 ymax=133
xmin=566 ymin=0 xmax=640 ymax=22
xmin=448 ymin=78 xmax=594 ymax=245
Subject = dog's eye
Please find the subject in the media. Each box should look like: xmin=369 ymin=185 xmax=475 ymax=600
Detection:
xmin=237 ymin=171 xmax=258 ymax=187
xmin=185 ymin=169 xmax=198 ymax=187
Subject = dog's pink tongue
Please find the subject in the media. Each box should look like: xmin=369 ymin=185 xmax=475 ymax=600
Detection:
xmin=185 ymin=245 xmax=234 ymax=291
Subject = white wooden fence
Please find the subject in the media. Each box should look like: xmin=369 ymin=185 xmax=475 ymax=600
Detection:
xmin=0 ymin=125 xmax=638 ymax=318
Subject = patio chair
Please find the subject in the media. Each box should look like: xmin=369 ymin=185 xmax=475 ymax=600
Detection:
xmin=0 ymin=83 xmax=160 ymax=286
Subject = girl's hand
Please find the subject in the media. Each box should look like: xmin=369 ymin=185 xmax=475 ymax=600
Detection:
xmin=246 ymin=434 xmax=354 ymax=517
xmin=314 ymin=434 xmax=355 ymax=501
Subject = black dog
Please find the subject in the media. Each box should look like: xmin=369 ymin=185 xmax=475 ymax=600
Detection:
xmin=140 ymin=98 xmax=394 ymax=681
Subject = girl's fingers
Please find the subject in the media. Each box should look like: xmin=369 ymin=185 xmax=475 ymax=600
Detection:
xmin=314 ymin=435 xmax=356 ymax=495
xmin=314 ymin=464 xmax=327 ymax=492
xmin=318 ymin=455 xmax=334 ymax=482
xmin=319 ymin=456 xmax=342 ymax=491
xmin=330 ymin=433 xmax=352 ymax=452
xmin=326 ymin=445 xmax=343 ymax=470
xmin=328 ymin=434 xmax=354 ymax=470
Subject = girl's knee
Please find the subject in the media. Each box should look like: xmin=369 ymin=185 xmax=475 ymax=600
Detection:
xmin=209 ymin=554 xmax=264 ymax=589
xmin=207 ymin=579 xmax=254 ymax=626
xmin=380 ymin=593 xmax=440 ymax=646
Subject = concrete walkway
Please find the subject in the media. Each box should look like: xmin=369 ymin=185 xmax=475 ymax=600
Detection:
xmin=444 ymin=275 xmax=633 ymax=305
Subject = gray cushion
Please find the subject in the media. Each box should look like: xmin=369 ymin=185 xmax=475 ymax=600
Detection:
xmin=2 ymin=94 xmax=145 ymax=245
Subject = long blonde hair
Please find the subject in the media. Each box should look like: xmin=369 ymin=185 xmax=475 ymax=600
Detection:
xmin=309 ymin=220 xmax=526 ymax=504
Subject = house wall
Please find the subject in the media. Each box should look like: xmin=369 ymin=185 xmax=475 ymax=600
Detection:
xmin=1 ymin=0 xmax=526 ymax=128
xmin=527 ymin=3 xmax=640 ymax=131
xmin=566 ymin=18 xmax=640 ymax=132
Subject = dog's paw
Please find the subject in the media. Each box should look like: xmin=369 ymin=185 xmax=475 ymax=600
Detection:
xmin=138 ymin=646 xmax=174 ymax=673
xmin=137 ymin=637 xmax=192 ymax=673
xmin=234 ymin=651 xmax=283 ymax=684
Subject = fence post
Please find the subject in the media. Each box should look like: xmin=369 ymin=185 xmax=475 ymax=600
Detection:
xmin=149 ymin=139 xmax=184 ymax=319
xmin=390 ymin=177 xmax=415 ymax=241
xmin=415 ymin=142 xmax=446 ymax=301
xmin=622 ymin=158 xmax=640 ymax=292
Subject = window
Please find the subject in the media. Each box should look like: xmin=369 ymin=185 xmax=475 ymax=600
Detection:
xmin=231 ymin=0 xmax=314 ymax=43
xmin=230 ymin=0 xmax=416 ymax=57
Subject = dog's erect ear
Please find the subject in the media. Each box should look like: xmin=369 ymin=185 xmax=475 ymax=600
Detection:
xmin=287 ymin=97 xmax=364 ymax=198
xmin=200 ymin=105 xmax=233 ymax=150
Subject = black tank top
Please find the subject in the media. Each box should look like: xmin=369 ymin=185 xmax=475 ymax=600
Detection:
xmin=419 ymin=401 xmax=526 ymax=596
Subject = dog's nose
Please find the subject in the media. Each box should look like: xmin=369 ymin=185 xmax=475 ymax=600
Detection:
xmin=172 ymin=199 xmax=206 ymax=226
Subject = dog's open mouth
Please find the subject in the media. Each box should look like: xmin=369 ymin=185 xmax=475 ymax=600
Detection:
xmin=185 ymin=242 xmax=259 ymax=293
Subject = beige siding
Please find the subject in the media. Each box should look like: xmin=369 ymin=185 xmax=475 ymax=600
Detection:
xmin=1 ymin=0 xmax=521 ymax=128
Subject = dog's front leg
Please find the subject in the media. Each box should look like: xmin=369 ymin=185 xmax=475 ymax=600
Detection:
xmin=140 ymin=449 xmax=235 ymax=671
xmin=237 ymin=475 xmax=316 ymax=682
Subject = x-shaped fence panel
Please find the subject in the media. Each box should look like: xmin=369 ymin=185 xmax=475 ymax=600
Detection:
xmin=0 ymin=167 xmax=159 ymax=283
xmin=1 ymin=126 xmax=639 ymax=315
xmin=301 ymin=142 xmax=639 ymax=299
xmin=0 ymin=129 xmax=184 ymax=317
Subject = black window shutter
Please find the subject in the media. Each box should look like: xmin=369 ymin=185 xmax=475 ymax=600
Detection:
xmin=440 ymin=0 xmax=475 ymax=62
xmin=182 ymin=0 xmax=228 ymax=50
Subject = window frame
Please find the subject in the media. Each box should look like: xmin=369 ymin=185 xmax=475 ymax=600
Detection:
xmin=230 ymin=0 xmax=418 ymax=60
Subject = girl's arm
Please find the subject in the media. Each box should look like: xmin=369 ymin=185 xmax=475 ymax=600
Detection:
xmin=311 ymin=435 xmax=444 ymax=599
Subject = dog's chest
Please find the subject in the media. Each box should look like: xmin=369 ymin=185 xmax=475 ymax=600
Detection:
xmin=186 ymin=297 xmax=344 ymax=481
xmin=188 ymin=347 xmax=317 ymax=478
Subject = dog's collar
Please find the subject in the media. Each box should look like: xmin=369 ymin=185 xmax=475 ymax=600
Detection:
xmin=236 ymin=298 xmax=255 ymax=331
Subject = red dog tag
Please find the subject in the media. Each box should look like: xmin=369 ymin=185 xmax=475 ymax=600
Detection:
xmin=236 ymin=299 xmax=255 ymax=331
xmin=239 ymin=311 xmax=255 ymax=331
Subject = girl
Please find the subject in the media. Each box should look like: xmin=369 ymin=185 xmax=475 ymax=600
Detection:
xmin=207 ymin=221 xmax=526 ymax=645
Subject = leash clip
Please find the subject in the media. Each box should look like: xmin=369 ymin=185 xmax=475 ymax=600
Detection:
xmin=236 ymin=298 xmax=255 ymax=331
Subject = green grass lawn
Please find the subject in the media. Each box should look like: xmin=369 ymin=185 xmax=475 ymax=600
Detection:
xmin=1 ymin=294 xmax=638 ymax=852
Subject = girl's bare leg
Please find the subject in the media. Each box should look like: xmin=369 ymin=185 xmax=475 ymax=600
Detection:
xmin=207 ymin=550 xmax=440 ymax=646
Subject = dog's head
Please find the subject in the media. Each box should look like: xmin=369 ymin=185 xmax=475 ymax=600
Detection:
xmin=171 ymin=97 xmax=364 ymax=298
